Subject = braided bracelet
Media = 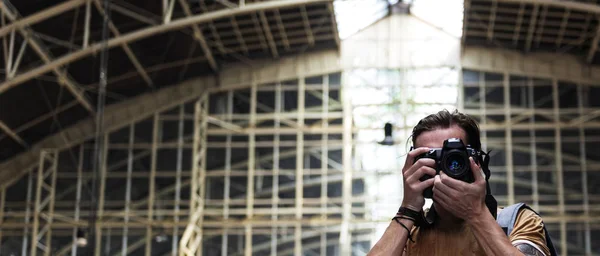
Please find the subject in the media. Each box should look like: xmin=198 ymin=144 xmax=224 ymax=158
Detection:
xmin=391 ymin=216 xmax=415 ymax=242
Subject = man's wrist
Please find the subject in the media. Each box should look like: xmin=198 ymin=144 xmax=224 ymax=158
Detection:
xmin=397 ymin=206 xmax=421 ymax=220
xmin=400 ymin=202 xmax=422 ymax=212
xmin=465 ymin=205 xmax=492 ymax=226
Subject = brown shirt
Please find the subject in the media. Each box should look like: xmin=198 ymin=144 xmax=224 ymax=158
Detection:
xmin=405 ymin=208 xmax=550 ymax=256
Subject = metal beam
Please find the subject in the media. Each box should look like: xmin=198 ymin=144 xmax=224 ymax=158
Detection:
xmin=0 ymin=0 xmax=86 ymax=39
xmin=462 ymin=0 xmax=471 ymax=45
xmin=230 ymin=16 xmax=249 ymax=55
xmin=109 ymin=2 xmax=157 ymax=25
xmin=512 ymin=2 xmax=525 ymax=45
xmin=300 ymin=6 xmax=315 ymax=46
xmin=496 ymin=0 xmax=600 ymax=14
xmin=0 ymin=0 xmax=332 ymax=93
xmin=587 ymin=18 xmax=600 ymax=63
xmin=273 ymin=9 xmax=290 ymax=51
xmin=534 ymin=5 xmax=547 ymax=47
xmin=92 ymin=0 xmax=154 ymax=87
xmin=570 ymin=109 xmax=600 ymax=125
xmin=0 ymin=2 xmax=94 ymax=115
xmin=327 ymin=2 xmax=340 ymax=48
xmin=556 ymin=8 xmax=570 ymax=47
xmin=525 ymin=4 xmax=539 ymax=52
xmin=487 ymin=0 xmax=497 ymax=42
xmin=178 ymin=0 xmax=218 ymax=71
xmin=250 ymin=12 xmax=269 ymax=53
xmin=259 ymin=11 xmax=278 ymax=58
xmin=0 ymin=120 xmax=27 ymax=147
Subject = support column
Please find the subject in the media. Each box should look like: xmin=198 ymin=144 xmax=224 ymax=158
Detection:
xmin=245 ymin=78 xmax=257 ymax=256
xmin=458 ymin=68 xmax=464 ymax=111
xmin=222 ymin=91 xmax=233 ymax=256
xmin=271 ymin=82 xmax=282 ymax=256
xmin=320 ymin=74 xmax=329 ymax=256
xmin=22 ymin=171 xmax=33 ymax=256
xmin=528 ymin=78 xmax=539 ymax=210
xmin=173 ymin=106 xmax=184 ymax=256
xmin=576 ymin=83 xmax=591 ymax=255
xmin=340 ymin=74 xmax=353 ymax=255
xmin=95 ymin=135 xmax=108 ymax=256
xmin=479 ymin=72 xmax=487 ymax=153
xmin=71 ymin=145 xmax=85 ymax=256
xmin=123 ymin=124 xmax=134 ymax=256
xmin=0 ymin=185 xmax=5 ymax=246
xmin=146 ymin=114 xmax=159 ymax=256
xmin=30 ymin=149 xmax=59 ymax=256
xmin=551 ymin=78 xmax=566 ymax=255
xmin=295 ymin=69 xmax=305 ymax=256
xmin=503 ymin=72 xmax=515 ymax=205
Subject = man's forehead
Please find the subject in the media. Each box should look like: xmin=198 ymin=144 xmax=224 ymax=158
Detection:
xmin=414 ymin=126 xmax=468 ymax=148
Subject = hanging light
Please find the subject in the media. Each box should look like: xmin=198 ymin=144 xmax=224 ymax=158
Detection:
xmin=155 ymin=230 xmax=169 ymax=243
xmin=76 ymin=229 xmax=88 ymax=247
xmin=378 ymin=122 xmax=394 ymax=146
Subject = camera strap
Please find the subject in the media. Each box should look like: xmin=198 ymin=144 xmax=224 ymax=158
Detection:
xmin=481 ymin=150 xmax=498 ymax=219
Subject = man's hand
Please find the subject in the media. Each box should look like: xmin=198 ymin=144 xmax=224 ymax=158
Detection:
xmin=432 ymin=157 xmax=487 ymax=220
xmin=400 ymin=147 xmax=436 ymax=212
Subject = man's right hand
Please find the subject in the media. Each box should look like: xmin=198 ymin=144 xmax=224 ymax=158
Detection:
xmin=400 ymin=147 xmax=437 ymax=212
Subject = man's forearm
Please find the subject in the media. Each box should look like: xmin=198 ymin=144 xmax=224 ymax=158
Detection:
xmin=468 ymin=211 xmax=524 ymax=256
xmin=367 ymin=218 xmax=413 ymax=256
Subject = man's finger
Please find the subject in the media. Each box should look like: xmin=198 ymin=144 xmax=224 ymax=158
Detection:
xmin=433 ymin=189 xmax=452 ymax=209
xmin=404 ymin=158 xmax=436 ymax=178
xmin=415 ymin=176 xmax=435 ymax=191
xmin=470 ymin=157 xmax=484 ymax=182
xmin=406 ymin=165 xmax=436 ymax=184
xmin=434 ymin=174 xmax=455 ymax=196
xmin=403 ymin=147 xmax=431 ymax=174
xmin=439 ymin=171 xmax=466 ymax=189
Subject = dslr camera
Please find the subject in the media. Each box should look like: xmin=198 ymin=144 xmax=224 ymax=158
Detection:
xmin=414 ymin=138 xmax=481 ymax=198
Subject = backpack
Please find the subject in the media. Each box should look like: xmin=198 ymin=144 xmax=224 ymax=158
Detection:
xmin=496 ymin=203 xmax=558 ymax=256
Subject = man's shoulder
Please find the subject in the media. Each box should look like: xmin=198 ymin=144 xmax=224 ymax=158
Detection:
xmin=497 ymin=206 xmax=541 ymax=220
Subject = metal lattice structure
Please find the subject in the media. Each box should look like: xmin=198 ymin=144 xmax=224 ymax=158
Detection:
xmin=1 ymin=0 xmax=600 ymax=255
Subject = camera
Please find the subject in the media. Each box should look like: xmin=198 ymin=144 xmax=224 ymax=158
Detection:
xmin=415 ymin=138 xmax=481 ymax=198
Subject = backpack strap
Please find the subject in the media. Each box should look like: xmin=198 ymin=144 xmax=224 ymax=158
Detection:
xmin=497 ymin=203 xmax=525 ymax=236
xmin=497 ymin=203 xmax=558 ymax=256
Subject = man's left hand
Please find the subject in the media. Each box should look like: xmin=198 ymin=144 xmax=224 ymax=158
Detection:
xmin=432 ymin=157 xmax=487 ymax=221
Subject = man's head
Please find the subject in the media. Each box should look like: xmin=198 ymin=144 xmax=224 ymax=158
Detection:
xmin=411 ymin=109 xmax=481 ymax=152
xmin=409 ymin=109 xmax=496 ymax=223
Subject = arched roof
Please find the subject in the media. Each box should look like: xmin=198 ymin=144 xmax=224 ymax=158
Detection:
xmin=0 ymin=0 xmax=339 ymax=162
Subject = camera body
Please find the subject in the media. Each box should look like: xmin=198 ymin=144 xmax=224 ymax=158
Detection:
xmin=415 ymin=138 xmax=481 ymax=198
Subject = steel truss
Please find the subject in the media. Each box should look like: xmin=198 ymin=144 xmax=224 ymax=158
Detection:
xmin=462 ymin=68 xmax=600 ymax=256
xmin=30 ymin=149 xmax=58 ymax=256
xmin=180 ymin=93 xmax=209 ymax=255
xmin=0 ymin=67 xmax=361 ymax=255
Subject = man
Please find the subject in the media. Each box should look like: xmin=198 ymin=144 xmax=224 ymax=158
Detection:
xmin=368 ymin=110 xmax=550 ymax=256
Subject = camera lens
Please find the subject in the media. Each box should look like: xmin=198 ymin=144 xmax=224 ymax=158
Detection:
xmin=444 ymin=153 xmax=467 ymax=177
